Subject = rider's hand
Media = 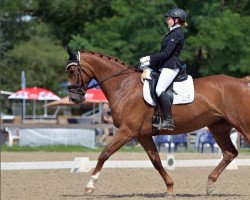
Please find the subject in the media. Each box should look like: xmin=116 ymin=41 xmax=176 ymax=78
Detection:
xmin=139 ymin=56 xmax=150 ymax=64
xmin=139 ymin=61 xmax=150 ymax=71
xmin=139 ymin=55 xmax=150 ymax=71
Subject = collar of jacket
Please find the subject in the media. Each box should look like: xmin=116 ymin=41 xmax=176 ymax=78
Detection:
xmin=165 ymin=26 xmax=182 ymax=37
xmin=170 ymin=24 xmax=181 ymax=31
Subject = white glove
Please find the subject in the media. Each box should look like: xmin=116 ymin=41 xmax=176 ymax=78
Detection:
xmin=139 ymin=60 xmax=150 ymax=71
xmin=139 ymin=56 xmax=150 ymax=64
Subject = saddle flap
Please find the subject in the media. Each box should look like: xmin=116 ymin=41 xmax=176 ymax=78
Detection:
xmin=173 ymin=64 xmax=188 ymax=82
xmin=142 ymin=66 xmax=194 ymax=106
xmin=148 ymin=66 xmax=188 ymax=106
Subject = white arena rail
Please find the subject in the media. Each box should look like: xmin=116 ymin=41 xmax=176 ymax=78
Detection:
xmin=1 ymin=158 xmax=250 ymax=172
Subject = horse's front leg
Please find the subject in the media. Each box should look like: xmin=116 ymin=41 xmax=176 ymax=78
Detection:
xmin=137 ymin=136 xmax=174 ymax=196
xmin=85 ymin=126 xmax=134 ymax=193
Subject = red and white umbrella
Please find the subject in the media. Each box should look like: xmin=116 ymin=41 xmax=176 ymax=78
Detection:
xmin=43 ymin=88 xmax=107 ymax=124
xmin=44 ymin=88 xmax=107 ymax=107
xmin=8 ymin=87 xmax=60 ymax=119
xmin=8 ymin=87 xmax=60 ymax=100
xmin=85 ymin=88 xmax=108 ymax=103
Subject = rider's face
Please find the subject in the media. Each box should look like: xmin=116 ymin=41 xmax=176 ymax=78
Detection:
xmin=166 ymin=17 xmax=175 ymax=28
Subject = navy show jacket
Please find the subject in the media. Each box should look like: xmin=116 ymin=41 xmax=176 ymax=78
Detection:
xmin=150 ymin=27 xmax=184 ymax=70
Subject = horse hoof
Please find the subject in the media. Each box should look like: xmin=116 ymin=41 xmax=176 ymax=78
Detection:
xmin=164 ymin=192 xmax=175 ymax=198
xmin=206 ymin=185 xmax=215 ymax=196
xmin=85 ymin=187 xmax=95 ymax=194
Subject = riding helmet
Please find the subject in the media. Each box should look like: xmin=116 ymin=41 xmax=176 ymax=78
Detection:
xmin=164 ymin=8 xmax=187 ymax=22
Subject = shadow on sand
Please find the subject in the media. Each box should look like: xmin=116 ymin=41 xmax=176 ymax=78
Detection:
xmin=62 ymin=192 xmax=244 ymax=199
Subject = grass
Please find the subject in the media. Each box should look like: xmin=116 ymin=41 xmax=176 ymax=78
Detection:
xmin=240 ymin=148 xmax=250 ymax=153
xmin=0 ymin=144 xmax=145 ymax=152
xmin=1 ymin=144 xmax=249 ymax=153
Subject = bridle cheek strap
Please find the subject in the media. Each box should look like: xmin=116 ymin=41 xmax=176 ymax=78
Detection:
xmin=66 ymin=51 xmax=89 ymax=95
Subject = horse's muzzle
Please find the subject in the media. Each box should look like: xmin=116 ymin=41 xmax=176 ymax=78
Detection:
xmin=69 ymin=92 xmax=85 ymax=104
xmin=67 ymin=84 xmax=86 ymax=104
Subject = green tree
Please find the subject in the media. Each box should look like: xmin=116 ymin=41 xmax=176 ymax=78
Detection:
xmin=34 ymin=0 xmax=113 ymax=43
xmin=187 ymin=10 xmax=250 ymax=76
xmin=0 ymin=0 xmax=38 ymax=50
xmin=181 ymin=0 xmax=250 ymax=77
xmin=69 ymin=0 xmax=176 ymax=65
xmin=1 ymin=22 xmax=67 ymax=92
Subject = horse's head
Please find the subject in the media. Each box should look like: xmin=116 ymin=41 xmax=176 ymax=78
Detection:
xmin=65 ymin=45 xmax=93 ymax=104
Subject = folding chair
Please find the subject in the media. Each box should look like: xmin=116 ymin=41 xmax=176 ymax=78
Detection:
xmin=172 ymin=134 xmax=187 ymax=152
xmin=153 ymin=135 xmax=172 ymax=152
xmin=6 ymin=128 xmax=20 ymax=147
xmin=197 ymin=130 xmax=215 ymax=153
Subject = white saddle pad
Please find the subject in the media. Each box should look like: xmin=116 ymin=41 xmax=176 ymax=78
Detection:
xmin=143 ymin=71 xmax=194 ymax=106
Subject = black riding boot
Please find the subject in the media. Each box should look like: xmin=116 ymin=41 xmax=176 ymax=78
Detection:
xmin=158 ymin=91 xmax=174 ymax=130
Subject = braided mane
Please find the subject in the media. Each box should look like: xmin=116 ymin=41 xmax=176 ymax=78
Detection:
xmin=80 ymin=50 xmax=130 ymax=68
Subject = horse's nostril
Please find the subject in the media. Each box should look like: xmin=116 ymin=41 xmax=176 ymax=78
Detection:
xmin=70 ymin=97 xmax=78 ymax=104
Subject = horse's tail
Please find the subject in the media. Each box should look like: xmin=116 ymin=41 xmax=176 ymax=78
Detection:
xmin=242 ymin=76 xmax=250 ymax=86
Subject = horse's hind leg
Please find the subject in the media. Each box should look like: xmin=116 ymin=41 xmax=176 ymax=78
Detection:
xmin=137 ymin=136 xmax=174 ymax=196
xmin=206 ymin=120 xmax=238 ymax=195
xmin=85 ymin=126 xmax=134 ymax=193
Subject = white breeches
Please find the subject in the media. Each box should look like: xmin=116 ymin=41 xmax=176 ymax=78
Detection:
xmin=156 ymin=68 xmax=180 ymax=97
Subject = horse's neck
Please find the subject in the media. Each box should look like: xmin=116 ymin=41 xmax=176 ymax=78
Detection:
xmin=84 ymin=53 xmax=132 ymax=101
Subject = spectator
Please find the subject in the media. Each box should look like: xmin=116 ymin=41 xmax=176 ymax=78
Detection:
xmin=0 ymin=127 xmax=9 ymax=145
xmin=98 ymin=103 xmax=113 ymax=145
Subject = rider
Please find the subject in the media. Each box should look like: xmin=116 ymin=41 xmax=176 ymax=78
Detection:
xmin=139 ymin=8 xmax=187 ymax=130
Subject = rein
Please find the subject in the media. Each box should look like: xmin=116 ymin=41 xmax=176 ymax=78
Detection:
xmin=87 ymin=66 xmax=133 ymax=89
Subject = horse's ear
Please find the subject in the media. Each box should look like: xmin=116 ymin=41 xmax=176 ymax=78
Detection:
xmin=64 ymin=45 xmax=77 ymax=60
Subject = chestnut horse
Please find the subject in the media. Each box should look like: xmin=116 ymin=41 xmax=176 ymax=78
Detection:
xmin=65 ymin=47 xmax=250 ymax=196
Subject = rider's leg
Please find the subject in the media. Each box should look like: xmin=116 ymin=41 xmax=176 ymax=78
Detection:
xmin=155 ymin=68 xmax=179 ymax=130
xmin=158 ymin=91 xmax=174 ymax=130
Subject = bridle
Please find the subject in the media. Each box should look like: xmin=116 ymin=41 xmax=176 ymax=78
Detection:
xmin=66 ymin=51 xmax=136 ymax=97
xmin=66 ymin=51 xmax=90 ymax=96
xmin=66 ymin=64 xmax=89 ymax=97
